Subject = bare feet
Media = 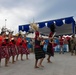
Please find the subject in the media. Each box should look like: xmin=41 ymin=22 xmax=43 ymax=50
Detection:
xmin=34 ymin=66 xmax=39 ymax=68
xmin=47 ymin=60 xmax=52 ymax=63
xmin=40 ymin=65 xmax=44 ymax=67
xmin=38 ymin=64 xmax=44 ymax=67
xmin=47 ymin=58 xmax=52 ymax=63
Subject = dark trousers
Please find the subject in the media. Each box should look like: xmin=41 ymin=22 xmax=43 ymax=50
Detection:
xmin=71 ymin=46 xmax=76 ymax=55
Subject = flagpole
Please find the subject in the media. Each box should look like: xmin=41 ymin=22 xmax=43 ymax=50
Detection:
xmin=5 ymin=19 xmax=7 ymax=28
xmin=33 ymin=17 xmax=35 ymax=23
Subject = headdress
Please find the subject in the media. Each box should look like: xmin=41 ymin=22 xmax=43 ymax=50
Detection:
xmin=1 ymin=26 xmax=13 ymax=35
xmin=49 ymin=24 xmax=56 ymax=38
xmin=30 ymin=22 xmax=39 ymax=38
xmin=49 ymin=24 xmax=55 ymax=33
xmin=30 ymin=23 xmax=38 ymax=31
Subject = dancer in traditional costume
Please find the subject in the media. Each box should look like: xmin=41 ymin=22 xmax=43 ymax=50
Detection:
xmin=9 ymin=37 xmax=17 ymax=63
xmin=16 ymin=34 xmax=22 ymax=60
xmin=0 ymin=32 xmax=9 ymax=67
xmin=22 ymin=35 xmax=30 ymax=60
xmin=8 ymin=32 xmax=17 ymax=63
xmin=31 ymin=23 xmax=45 ymax=68
xmin=47 ymin=24 xmax=55 ymax=63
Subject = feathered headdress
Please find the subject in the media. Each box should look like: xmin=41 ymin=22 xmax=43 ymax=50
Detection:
xmin=30 ymin=22 xmax=39 ymax=38
xmin=30 ymin=23 xmax=38 ymax=31
xmin=49 ymin=24 xmax=56 ymax=38
xmin=49 ymin=24 xmax=55 ymax=33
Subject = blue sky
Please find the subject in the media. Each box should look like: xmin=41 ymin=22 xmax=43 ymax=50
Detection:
xmin=0 ymin=0 xmax=76 ymax=34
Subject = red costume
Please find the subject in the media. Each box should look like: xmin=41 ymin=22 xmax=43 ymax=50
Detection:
xmin=9 ymin=38 xmax=17 ymax=56
xmin=16 ymin=37 xmax=22 ymax=54
xmin=35 ymin=31 xmax=39 ymax=39
xmin=0 ymin=36 xmax=9 ymax=59
xmin=22 ymin=39 xmax=30 ymax=54
xmin=34 ymin=32 xmax=45 ymax=60
xmin=49 ymin=32 xmax=54 ymax=38
xmin=47 ymin=24 xmax=56 ymax=56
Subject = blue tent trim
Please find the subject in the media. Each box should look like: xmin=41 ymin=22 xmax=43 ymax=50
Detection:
xmin=18 ymin=16 xmax=75 ymax=34
xmin=38 ymin=22 xmax=45 ymax=28
xmin=47 ymin=21 xmax=54 ymax=28
xmin=23 ymin=25 xmax=29 ymax=32
xmin=19 ymin=26 xmax=22 ymax=31
xmin=19 ymin=25 xmax=24 ymax=31
xmin=55 ymin=19 xmax=63 ymax=26
xmin=65 ymin=17 xmax=74 ymax=24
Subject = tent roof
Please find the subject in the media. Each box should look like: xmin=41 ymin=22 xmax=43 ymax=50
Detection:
xmin=19 ymin=16 xmax=75 ymax=36
xmin=39 ymin=23 xmax=73 ymax=36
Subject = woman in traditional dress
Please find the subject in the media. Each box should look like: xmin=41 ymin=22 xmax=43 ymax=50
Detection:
xmin=0 ymin=32 xmax=9 ymax=67
xmin=16 ymin=34 xmax=22 ymax=60
xmin=9 ymin=37 xmax=17 ymax=63
xmin=31 ymin=23 xmax=45 ymax=68
xmin=22 ymin=36 xmax=30 ymax=60
xmin=47 ymin=24 xmax=55 ymax=63
xmin=8 ymin=32 xmax=17 ymax=63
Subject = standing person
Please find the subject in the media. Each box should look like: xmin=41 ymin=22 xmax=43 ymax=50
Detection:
xmin=9 ymin=37 xmax=17 ymax=63
xmin=47 ymin=23 xmax=55 ymax=63
xmin=66 ymin=36 xmax=71 ymax=52
xmin=16 ymin=34 xmax=22 ymax=61
xmin=0 ymin=34 xmax=2 ymax=66
xmin=63 ymin=37 xmax=68 ymax=52
xmin=28 ymin=40 xmax=33 ymax=53
xmin=31 ymin=23 xmax=45 ymax=68
xmin=0 ymin=32 xmax=9 ymax=67
xmin=22 ymin=36 xmax=30 ymax=60
xmin=34 ymin=36 xmax=45 ymax=68
xmin=70 ymin=35 xmax=76 ymax=56
xmin=59 ymin=36 xmax=64 ymax=54
xmin=8 ymin=32 xmax=17 ymax=64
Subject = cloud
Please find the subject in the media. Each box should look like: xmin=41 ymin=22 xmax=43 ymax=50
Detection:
xmin=0 ymin=0 xmax=76 ymax=34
